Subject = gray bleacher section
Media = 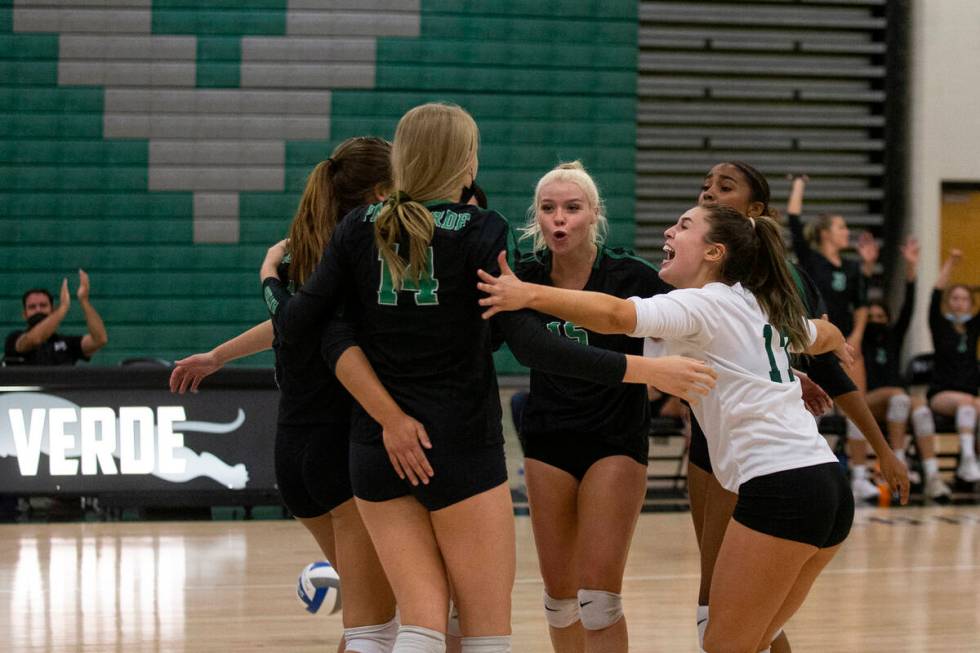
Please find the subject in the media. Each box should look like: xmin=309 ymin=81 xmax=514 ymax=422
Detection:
xmin=13 ymin=0 xmax=420 ymax=243
xmin=636 ymin=0 xmax=891 ymax=263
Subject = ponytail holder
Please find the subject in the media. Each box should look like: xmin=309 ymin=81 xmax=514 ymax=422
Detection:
xmin=749 ymin=217 xmax=757 ymax=230
xmin=389 ymin=191 xmax=413 ymax=206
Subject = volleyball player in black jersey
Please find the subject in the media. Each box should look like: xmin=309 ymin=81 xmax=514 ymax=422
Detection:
xmin=261 ymin=103 xmax=716 ymax=653
xmin=928 ymin=249 xmax=980 ymax=482
xmin=171 ymin=138 xmax=403 ymax=652
xmin=785 ymin=176 xmax=883 ymax=501
xmin=860 ymin=237 xmax=950 ymax=498
xmin=691 ymin=162 xmax=906 ymax=653
xmin=510 ymin=162 xmax=668 ymax=653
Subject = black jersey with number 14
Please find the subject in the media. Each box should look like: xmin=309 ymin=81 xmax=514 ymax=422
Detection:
xmin=265 ymin=202 xmax=628 ymax=452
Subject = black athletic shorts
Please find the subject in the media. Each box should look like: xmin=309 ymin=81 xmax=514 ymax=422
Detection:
xmin=688 ymin=416 xmax=712 ymax=474
xmin=927 ymin=383 xmax=979 ymax=401
xmin=733 ymin=462 xmax=854 ymax=549
xmin=522 ymin=431 xmax=647 ymax=481
xmin=275 ymin=422 xmax=353 ymax=519
xmin=349 ymin=440 xmax=508 ymax=512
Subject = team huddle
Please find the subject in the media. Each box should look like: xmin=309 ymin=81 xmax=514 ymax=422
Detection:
xmin=169 ymin=102 xmax=950 ymax=653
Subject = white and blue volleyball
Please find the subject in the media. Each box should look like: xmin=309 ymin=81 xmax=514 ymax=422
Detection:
xmin=296 ymin=561 xmax=342 ymax=615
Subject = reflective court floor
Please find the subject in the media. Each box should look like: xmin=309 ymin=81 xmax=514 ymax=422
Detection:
xmin=1 ymin=506 xmax=978 ymax=652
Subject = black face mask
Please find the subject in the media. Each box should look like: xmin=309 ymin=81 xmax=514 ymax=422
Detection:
xmin=864 ymin=321 xmax=887 ymax=342
xmin=26 ymin=313 xmax=48 ymax=329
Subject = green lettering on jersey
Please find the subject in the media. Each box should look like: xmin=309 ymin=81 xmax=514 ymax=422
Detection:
xmin=364 ymin=202 xmax=383 ymax=223
xmin=763 ymin=324 xmax=794 ymax=383
xmin=831 ymin=271 xmax=847 ymax=292
xmin=430 ymin=210 xmax=472 ymax=232
xmin=545 ymin=320 xmax=589 ymax=346
xmin=377 ymin=245 xmax=440 ymax=306
xmin=876 ymin=347 xmax=888 ymax=366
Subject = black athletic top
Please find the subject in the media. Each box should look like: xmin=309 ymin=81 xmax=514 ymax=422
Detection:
xmin=863 ymin=281 xmax=915 ymax=391
xmin=265 ymin=201 xmax=627 ymax=451
xmin=516 ymin=247 xmax=669 ymax=447
xmin=789 ymin=261 xmax=857 ymax=398
xmin=928 ymin=288 xmax=980 ymax=396
xmin=788 ymin=213 xmax=868 ymax=336
xmin=3 ymin=331 xmax=88 ymax=366
xmin=269 ymin=257 xmax=353 ymax=428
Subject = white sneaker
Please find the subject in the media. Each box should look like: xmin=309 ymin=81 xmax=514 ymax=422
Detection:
xmin=956 ymin=457 xmax=980 ymax=482
xmin=925 ymin=475 xmax=952 ymax=500
xmin=851 ymin=477 xmax=881 ymax=502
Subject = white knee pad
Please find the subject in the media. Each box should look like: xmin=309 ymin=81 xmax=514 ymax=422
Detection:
xmin=911 ymin=406 xmax=936 ymax=437
xmin=696 ymin=605 xmax=709 ymax=649
xmin=345 ymin=617 xmax=399 ymax=653
xmin=846 ymin=418 xmax=864 ymax=441
xmin=447 ymin=601 xmax=461 ymax=639
xmin=543 ymin=592 xmax=580 ymax=629
xmin=956 ymin=404 xmax=977 ymax=433
xmin=394 ymin=626 xmax=445 ymax=653
xmin=577 ymin=588 xmax=623 ymax=631
xmin=460 ymin=635 xmax=511 ymax=652
xmin=886 ymin=393 xmax=912 ymax=423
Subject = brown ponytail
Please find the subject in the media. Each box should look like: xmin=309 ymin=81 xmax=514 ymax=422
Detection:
xmin=703 ymin=205 xmax=811 ymax=352
xmin=286 ymin=136 xmax=392 ymax=287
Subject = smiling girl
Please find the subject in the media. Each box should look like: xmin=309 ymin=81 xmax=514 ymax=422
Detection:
xmin=477 ymin=204 xmax=905 ymax=653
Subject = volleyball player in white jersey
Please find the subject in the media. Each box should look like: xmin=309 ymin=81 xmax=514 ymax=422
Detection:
xmin=478 ymin=203 xmax=910 ymax=653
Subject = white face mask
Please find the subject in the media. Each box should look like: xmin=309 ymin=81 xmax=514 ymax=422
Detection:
xmin=945 ymin=312 xmax=971 ymax=324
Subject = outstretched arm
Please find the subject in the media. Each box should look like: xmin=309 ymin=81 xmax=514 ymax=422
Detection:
xmin=77 ymin=269 xmax=109 ymax=356
xmin=835 ymin=390 xmax=910 ymax=504
xmin=935 ymin=249 xmax=962 ymax=290
xmin=170 ymin=320 xmax=274 ymax=394
xmin=478 ymin=252 xmax=637 ymax=334
xmin=15 ymin=279 xmax=70 ymax=353
xmin=785 ymin=175 xmax=811 ymax=266
xmin=805 ymin=319 xmax=847 ymax=357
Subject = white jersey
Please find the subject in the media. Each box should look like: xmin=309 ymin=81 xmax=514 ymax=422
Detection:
xmin=629 ymin=282 xmax=837 ymax=493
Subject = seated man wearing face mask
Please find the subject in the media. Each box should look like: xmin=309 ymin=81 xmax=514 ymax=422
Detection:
xmin=4 ymin=270 xmax=108 ymax=366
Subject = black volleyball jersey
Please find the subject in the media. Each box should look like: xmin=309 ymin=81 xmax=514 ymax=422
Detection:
xmin=789 ymin=261 xmax=856 ymax=399
xmin=270 ymin=258 xmax=353 ymax=428
xmin=517 ymin=247 xmax=669 ymax=445
xmin=788 ymin=213 xmax=868 ymax=335
xmin=264 ymin=201 xmax=627 ymax=451
xmin=863 ymin=281 xmax=915 ymax=391
xmin=928 ymin=288 xmax=980 ymax=394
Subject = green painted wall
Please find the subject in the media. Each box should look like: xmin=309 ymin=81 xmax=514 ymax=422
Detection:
xmin=0 ymin=1 xmax=637 ymax=373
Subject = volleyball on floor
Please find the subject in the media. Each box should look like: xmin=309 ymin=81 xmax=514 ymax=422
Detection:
xmin=296 ymin=561 xmax=342 ymax=615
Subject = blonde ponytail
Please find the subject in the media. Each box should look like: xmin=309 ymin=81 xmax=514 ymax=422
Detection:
xmin=374 ymin=103 xmax=479 ymax=290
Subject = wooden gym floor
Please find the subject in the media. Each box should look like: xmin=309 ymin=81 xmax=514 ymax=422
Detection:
xmin=1 ymin=505 xmax=978 ymax=652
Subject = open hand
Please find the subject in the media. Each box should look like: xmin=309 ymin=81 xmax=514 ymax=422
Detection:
xmin=856 ymin=231 xmax=879 ymax=267
xmin=170 ymin=352 xmax=222 ymax=394
xmin=77 ymin=269 xmax=90 ymax=302
xmin=382 ymin=413 xmax=434 ymax=486
xmin=900 ymin=237 xmax=920 ymax=267
xmin=477 ymin=251 xmax=532 ymax=319
xmin=58 ymin=278 xmax=71 ymax=311
xmin=641 ymin=355 xmax=717 ymax=404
